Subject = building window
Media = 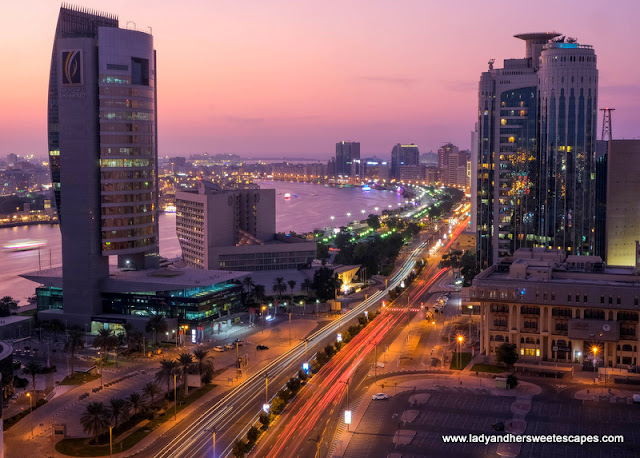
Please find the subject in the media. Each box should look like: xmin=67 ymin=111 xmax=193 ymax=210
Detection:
xmin=568 ymin=294 xmax=572 ymax=302
xmin=583 ymin=295 xmax=587 ymax=303
xmin=600 ymin=295 xmax=604 ymax=304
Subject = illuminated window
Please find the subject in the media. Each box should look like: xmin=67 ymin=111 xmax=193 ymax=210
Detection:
xmin=508 ymin=136 xmax=515 ymax=143
xmin=500 ymin=119 xmax=507 ymax=126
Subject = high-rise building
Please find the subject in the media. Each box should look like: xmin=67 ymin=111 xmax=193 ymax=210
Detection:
xmin=475 ymin=33 xmax=598 ymax=269
xmin=176 ymin=182 xmax=316 ymax=271
xmin=26 ymin=6 xmax=246 ymax=334
xmin=594 ymin=139 xmax=608 ymax=259
xmin=605 ymin=140 xmax=640 ymax=266
xmin=391 ymin=143 xmax=419 ymax=179
xmin=335 ymin=141 xmax=360 ymax=177
xmin=438 ymin=142 xmax=458 ymax=177
xmin=440 ymin=144 xmax=469 ymax=188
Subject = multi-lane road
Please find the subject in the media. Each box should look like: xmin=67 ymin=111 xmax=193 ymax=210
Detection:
xmin=150 ymin=217 xmax=469 ymax=458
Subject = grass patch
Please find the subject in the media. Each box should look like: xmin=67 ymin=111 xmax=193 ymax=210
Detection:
xmin=470 ymin=363 xmax=506 ymax=374
xmin=55 ymin=384 xmax=217 ymax=457
xmin=449 ymin=352 xmax=472 ymax=371
xmin=59 ymin=373 xmax=101 ymax=385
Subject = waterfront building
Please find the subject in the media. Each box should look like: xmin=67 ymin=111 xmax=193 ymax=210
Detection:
xmin=398 ymin=165 xmax=425 ymax=181
xmin=335 ymin=141 xmax=360 ymax=177
xmin=363 ymin=158 xmax=390 ymax=181
xmin=605 ymin=140 xmax=640 ymax=267
xmin=475 ymin=33 xmax=598 ymax=269
xmin=25 ymin=6 xmax=246 ymax=331
xmin=391 ymin=143 xmax=419 ymax=179
xmin=176 ymin=181 xmax=316 ymax=271
xmin=470 ymin=248 xmax=640 ymax=368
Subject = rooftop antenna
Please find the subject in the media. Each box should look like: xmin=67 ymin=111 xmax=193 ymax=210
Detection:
xmin=488 ymin=59 xmax=495 ymax=71
xmin=600 ymin=108 xmax=615 ymax=141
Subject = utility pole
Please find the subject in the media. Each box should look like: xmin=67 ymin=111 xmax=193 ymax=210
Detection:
xmin=265 ymin=373 xmax=269 ymax=404
xmin=174 ymin=373 xmax=178 ymax=421
xmin=289 ymin=313 xmax=292 ymax=346
xmin=600 ymin=108 xmax=615 ymax=141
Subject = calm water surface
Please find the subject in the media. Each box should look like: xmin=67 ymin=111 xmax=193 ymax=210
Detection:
xmin=0 ymin=182 xmax=405 ymax=303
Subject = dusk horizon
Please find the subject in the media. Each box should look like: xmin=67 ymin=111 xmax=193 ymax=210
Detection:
xmin=2 ymin=0 xmax=640 ymax=157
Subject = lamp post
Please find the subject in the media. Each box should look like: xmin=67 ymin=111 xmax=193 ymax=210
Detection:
xmin=265 ymin=373 xmax=269 ymax=404
xmin=340 ymin=378 xmax=350 ymax=431
xmin=26 ymin=392 xmax=33 ymax=438
xmin=468 ymin=305 xmax=473 ymax=342
xmin=109 ymin=425 xmax=113 ymax=458
xmin=457 ymin=335 xmax=464 ymax=369
xmin=289 ymin=313 xmax=292 ymax=346
xmin=174 ymin=373 xmax=178 ymax=421
xmin=592 ymin=345 xmax=599 ymax=386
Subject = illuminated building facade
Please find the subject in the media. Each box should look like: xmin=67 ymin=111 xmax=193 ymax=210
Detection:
xmin=475 ymin=33 xmax=598 ymax=269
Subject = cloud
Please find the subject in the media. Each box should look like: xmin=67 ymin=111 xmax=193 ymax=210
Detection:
xmin=356 ymin=76 xmax=417 ymax=86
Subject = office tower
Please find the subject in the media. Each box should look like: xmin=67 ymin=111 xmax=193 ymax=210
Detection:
xmin=605 ymin=140 xmax=640 ymax=266
xmin=45 ymin=5 xmax=159 ymax=320
xmin=335 ymin=141 xmax=360 ymax=177
xmin=176 ymin=182 xmax=316 ymax=271
xmin=438 ymin=143 xmax=459 ymax=178
xmin=391 ymin=143 xmax=419 ymax=179
xmin=440 ymin=144 xmax=469 ymax=187
xmin=475 ymin=33 xmax=598 ymax=269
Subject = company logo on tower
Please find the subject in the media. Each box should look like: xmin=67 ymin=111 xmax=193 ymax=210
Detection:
xmin=61 ymin=50 xmax=82 ymax=85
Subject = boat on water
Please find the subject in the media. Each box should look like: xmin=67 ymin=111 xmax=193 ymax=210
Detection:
xmin=284 ymin=193 xmax=291 ymax=200
xmin=3 ymin=239 xmax=46 ymax=251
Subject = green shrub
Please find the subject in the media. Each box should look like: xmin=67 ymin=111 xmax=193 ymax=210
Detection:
xmin=247 ymin=426 xmax=258 ymax=443
xmin=259 ymin=412 xmax=270 ymax=427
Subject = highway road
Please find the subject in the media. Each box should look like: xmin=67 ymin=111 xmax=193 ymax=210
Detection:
xmin=252 ymin=218 xmax=468 ymax=458
xmin=149 ymin=225 xmax=443 ymax=458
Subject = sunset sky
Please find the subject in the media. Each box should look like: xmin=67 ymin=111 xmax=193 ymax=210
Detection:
xmin=1 ymin=0 xmax=639 ymax=159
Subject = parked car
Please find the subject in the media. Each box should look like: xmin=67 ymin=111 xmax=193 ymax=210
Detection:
xmin=372 ymin=393 xmax=389 ymax=400
xmin=224 ymin=343 xmax=235 ymax=350
xmin=256 ymin=344 xmax=269 ymax=350
xmin=213 ymin=346 xmax=225 ymax=352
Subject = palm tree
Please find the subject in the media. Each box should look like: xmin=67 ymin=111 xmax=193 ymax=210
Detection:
xmin=107 ymin=397 xmax=129 ymax=429
xmin=287 ymin=280 xmax=297 ymax=307
xmin=177 ymin=352 xmax=193 ymax=396
xmin=301 ymin=279 xmax=313 ymax=297
xmin=126 ymin=392 xmax=145 ymax=416
xmin=128 ymin=330 xmax=145 ymax=353
xmin=155 ymin=359 xmax=180 ymax=398
xmin=146 ymin=315 xmax=168 ymax=345
xmin=242 ymin=277 xmax=255 ymax=295
xmin=142 ymin=382 xmax=162 ymax=406
xmin=272 ymin=277 xmax=287 ymax=302
xmin=253 ymin=284 xmax=266 ymax=303
xmin=64 ymin=326 xmax=85 ymax=375
xmin=0 ymin=296 xmax=17 ymax=317
xmin=49 ymin=318 xmax=65 ymax=342
xmin=192 ymin=348 xmax=215 ymax=383
xmin=80 ymin=402 xmax=109 ymax=443
xmin=22 ymin=360 xmax=42 ymax=397
xmin=94 ymin=328 xmax=118 ymax=362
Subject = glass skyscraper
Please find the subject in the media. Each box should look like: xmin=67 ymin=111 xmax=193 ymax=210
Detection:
xmin=475 ymin=33 xmax=598 ymax=269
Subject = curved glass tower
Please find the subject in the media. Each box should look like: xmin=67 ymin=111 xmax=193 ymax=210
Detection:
xmin=47 ymin=5 xmax=158 ymax=320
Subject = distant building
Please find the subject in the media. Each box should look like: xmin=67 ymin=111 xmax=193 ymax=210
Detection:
xmin=440 ymin=146 xmax=469 ymax=188
xmin=335 ymin=141 xmax=360 ymax=177
xmin=398 ymin=165 xmax=425 ymax=181
xmin=470 ymin=248 xmax=640 ymax=369
xmin=594 ymin=140 xmax=608 ymax=259
xmin=391 ymin=143 xmax=419 ymax=179
xmin=362 ymin=158 xmax=390 ymax=181
xmin=420 ymin=151 xmax=438 ymax=165
xmin=605 ymin=140 xmax=640 ymax=266
xmin=176 ymin=181 xmax=316 ymax=271
xmin=424 ymin=166 xmax=439 ymax=185
xmin=327 ymin=157 xmax=336 ymax=177
xmin=6 ymin=154 xmax=17 ymax=165
xmin=438 ymin=143 xmax=458 ymax=177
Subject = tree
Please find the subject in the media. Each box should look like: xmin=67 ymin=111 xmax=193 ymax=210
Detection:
xmin=192 ymin=348 xmax=214 ymax=383
xmin=312 ymin=267 xmax=341 ymax=302
xmin=107 ymin=397 xmax=129 ymax=429
xmin=0 ymin=296 xmax=18 ymax=317
xmin=81 ymin=402 xmax=109 ymax=442
xmin=460 ymin=251 xmax=480 ymax=286
xmin=272 ymin=277 xmax=287 ymax=301
xmin=126 ymin=392 xmax=145 ymax=416
xmin=155 ymin=359 xmax=180 ymax=398
xmin=253 ymin=284 xmax=266 ymax=304
xmin=495 ymin=343 xmax=519 ymax=371
xmin=242 ymin=277 xmax=255 ymax=295
xmin=301 ymin=279 xmax=313 ymax=297
xmin=366 ymin=214 xmax=380 ymax=230
xmin=146 ymin=315 xmax=168 ymax=345
xmin=177 ymin=352 xmax=193 ymax=396
xmin=142 ymin=382 xmax=162 ymax=406
xmin=316 ymin=243 xmax=330 ymax=265
xmin=49 ymin=319 xmax=65 ymax=342
xmin=247 ymin=425 xmax=259 ymax=443
xmin=64 ymin=326 xmax=85 ymax=375
xmin=287 ymin=280 xmax=297 ymax=306
xmin=22 ymin=360 xmax=42 ymax=396
xmin=94 ymin=328 xmax=118 ymax=362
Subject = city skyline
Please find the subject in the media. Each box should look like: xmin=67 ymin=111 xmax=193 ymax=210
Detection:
xmin=2 ymin=0 xmax=640 ymax=158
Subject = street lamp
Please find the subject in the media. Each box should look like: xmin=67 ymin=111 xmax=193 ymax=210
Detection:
xmin=26 ymin=392 xmax=33 ymax=438
xmin=457 ymin=335 xmax=464 ymax=369
xmin=592 ymin=345 xmax=599 ymax=385
xmin=467 ymin=305 xmax=473 ymax=341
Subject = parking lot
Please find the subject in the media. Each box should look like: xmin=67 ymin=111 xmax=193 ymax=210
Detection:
xmin=344 ymin=386 xmax=640 ymax=458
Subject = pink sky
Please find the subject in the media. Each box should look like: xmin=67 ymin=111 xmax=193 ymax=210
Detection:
xmin=1 ymin=0 xmax=639 ymax=159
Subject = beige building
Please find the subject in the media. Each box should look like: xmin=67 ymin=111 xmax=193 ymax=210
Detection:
xmin=605 ymin=139 xmax=640 ymax=267
xmin=470 ymin=248 xmax=640 ymax=369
